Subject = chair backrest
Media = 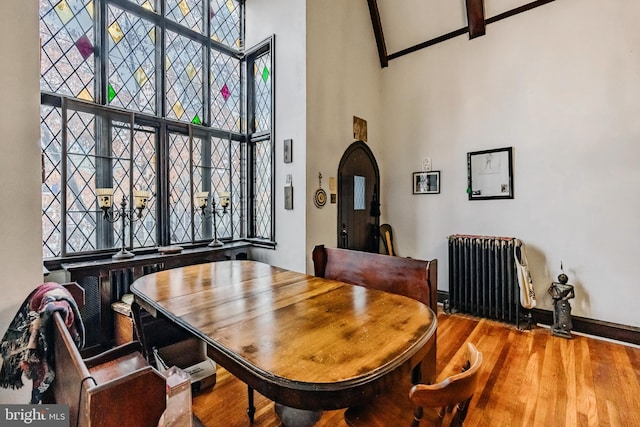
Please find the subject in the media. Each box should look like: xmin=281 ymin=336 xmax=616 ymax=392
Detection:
xmin=379 ymin=223 xmax=395 ymax=256
xmin=409 ymin=342 xmax=482 ymax=424
xmin=312 ymin=245 xmax=437 ymax=309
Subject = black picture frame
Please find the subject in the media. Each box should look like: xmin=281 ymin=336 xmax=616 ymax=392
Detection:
xmin=413 ymin=171 xmax=440 ymax=194
xmin=467 ymin=147 xmax=513 ymax=200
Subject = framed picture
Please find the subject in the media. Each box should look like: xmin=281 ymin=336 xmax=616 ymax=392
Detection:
xmin=467 ymin=147 xmax=513 ymax=200
xmin=413 ymin=171 xmax=440 ymax=194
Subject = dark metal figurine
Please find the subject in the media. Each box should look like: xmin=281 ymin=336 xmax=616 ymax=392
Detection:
xmin=548 ymin=271 xmax=575 ymax=338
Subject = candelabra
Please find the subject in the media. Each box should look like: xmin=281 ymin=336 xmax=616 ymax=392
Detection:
xmin=195 ymin=191 xmax=230 ymax=247
xmin=96 ymin=188 xmax=151 ymax=259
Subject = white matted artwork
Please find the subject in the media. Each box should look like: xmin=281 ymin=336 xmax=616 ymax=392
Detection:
xmin=467 ymin=147 xmax=513 ymax=200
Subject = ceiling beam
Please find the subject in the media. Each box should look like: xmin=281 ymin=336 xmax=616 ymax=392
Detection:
xmin=367 ymin=0 xmax=388 ymax=68
xmin=388 ymin=0 xmax=556 ymax=62
xmin=466 ymin=0 xmax=486 ymax=39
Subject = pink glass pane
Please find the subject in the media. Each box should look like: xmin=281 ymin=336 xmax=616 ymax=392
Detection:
xmin=221 ymin=84 xmax=230 ymax=101
xmin=75 ymin=34 xmax=94 ymax=61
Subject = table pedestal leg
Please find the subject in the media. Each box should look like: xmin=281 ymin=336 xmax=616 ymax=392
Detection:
xmin=274 ymin=403 xmax=322 ymax=427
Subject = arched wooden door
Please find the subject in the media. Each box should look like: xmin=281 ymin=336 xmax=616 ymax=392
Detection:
xmin=337 ymin=141 xmax=380 ymax=252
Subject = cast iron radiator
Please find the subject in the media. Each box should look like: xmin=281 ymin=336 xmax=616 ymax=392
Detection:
xmin=447 ymin=234 xmax=525 ymax=328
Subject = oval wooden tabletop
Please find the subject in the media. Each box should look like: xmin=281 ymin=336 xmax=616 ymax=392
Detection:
xmin=131 ymin=260 xmax=436 ymax=408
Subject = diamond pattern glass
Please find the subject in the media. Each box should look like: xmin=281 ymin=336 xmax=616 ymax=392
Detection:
xmin=166 ymin=31 xmax=203 ymax=123
xmin=192 ymin=136 xmax=205 ymax=241
xmin=195 ymin=136 xmax=232 ymax=241
xmin=254 ymin=52 xmax=271 ymax=133
xmin=108 ymin=6 xmax=156 ymax=114
xmin=254 ymin=139 xmax=272 ymax=239
xmin=132 ymin=125 xmax=157 ymax=248
xmin=66 ymin=110 xmax=98 ymax=254
xmin=41 ymin=105 xmax=63 ymax=258
xmin=109 ymin=121 xmax=132 ymax=248
xmin=230 ymin=139 xmax=242 ymax=238
xmin=210 ymin=0 xmax=240 ymax=49
xmin=210 ymin=50 xmax=240 ymax=131
xmin=40 ymin=0 xmax=95 ymax=99
xmin=40 ymin=0 xmax=262 ymax=257
xmin=166 ymin=0 xmax=203 ymax=33
xmin=169 ymin=133 xmax=193 ymax=244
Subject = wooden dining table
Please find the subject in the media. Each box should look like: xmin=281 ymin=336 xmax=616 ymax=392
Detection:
xmin=130 ymin=260 xmax=437 ymax=417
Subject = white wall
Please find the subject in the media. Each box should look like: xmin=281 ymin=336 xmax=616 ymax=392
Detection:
xmin=380 ymin=0 xmax=640 ymax=326
xmin=245 ymin=0 xmax=308 ymax=272
xmin=0 ymin=1 xmax=44 ymax=403
xmin=304 ymin=0 xmax=383 ymax=273
xmin=248 ymin=0 xmax=383 ymax=274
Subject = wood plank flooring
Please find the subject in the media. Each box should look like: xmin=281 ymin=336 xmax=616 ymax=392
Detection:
xmin=192 ymin=311 xmax=640 ymax=426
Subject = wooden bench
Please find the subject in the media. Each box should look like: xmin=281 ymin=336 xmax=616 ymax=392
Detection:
xmin=50 ymin=284 xmax=166 ymax=427
xmin=312 ymin=245 xmax=438 ymax=383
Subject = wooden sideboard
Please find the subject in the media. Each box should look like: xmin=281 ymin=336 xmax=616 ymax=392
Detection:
xmin=61 ymin=242 xmax=249 ymax=353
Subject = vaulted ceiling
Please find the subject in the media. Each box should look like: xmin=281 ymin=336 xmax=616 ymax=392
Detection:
xmin=368 ymin=0 xmax=557 ymax=67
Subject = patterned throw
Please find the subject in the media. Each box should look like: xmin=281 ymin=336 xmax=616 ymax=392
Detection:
xmin=0 ymin=283 xmax=84 ymax=403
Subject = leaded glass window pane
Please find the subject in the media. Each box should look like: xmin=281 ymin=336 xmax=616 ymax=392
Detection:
xmin=210 ymin=0 xmax=241 ymax=49
xmin=108 ymin=121 xmax=132 ymax=250
xmin=166 ymin=0 xmax=203 ymax=34
xmin=230 ymin=139 xmax=242 ymax=238
xmin=166 ymin=31 xmax=204 ymax=123
xmin=41 ymin=105 xmax=63 ymax=258
xmin=127 ymin=0 xmax=157 ymax=11
xmin=207 ymin=136 xmax=232 ymax=239
xmin=66 ymin=110 xmax=98 ymax=253
xmin=253 ymin=52 xmax=271 ymax=133
xmin=254 ymin=139 xmax=271 ymax=239
xmin=132 ymin=125 xmax=157 ymax=248
xmin=192 ymin=136 xmax=205 ymax=241
xmin=169 ymin=132 xmax=193 ymax=244
xmin=108 ymin=6 xmax=157 ymax=114
xmin=210 ymin=50 xmax=240 ymax=131
xmin=40 ymin=0 xmax=95 ymax=100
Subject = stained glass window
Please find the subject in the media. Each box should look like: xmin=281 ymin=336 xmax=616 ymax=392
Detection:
xmin=168 ymin=133 xmax=193 ymax=244
xmin=108 ymin=6 xmax=156 ymax=114
xmin=166 ymin=0 xmax=203 ymax=33
xmin=40 ymin=0 xmax=274 ymax=260
xmin=253 ymin=52 xmax=272 ymax=133
xmin=254 ymin=139 xmax=272 ymax=239
xmin=65 ymin=110 xmax=98 ymax=253
xmin=41 ymin=105 xmax=63 ymax=258
xmin=132 ymin=125 xmax=157 ymax=248
xmin=210 ymin=50 xmax=240 ymax=131
xmin=166 ymin=31 xmax=203 ymax=123
xmin=40 ymin=0 xmax=95 ymax=99
xmin=210 ymin=0 xmax=241 ymax=49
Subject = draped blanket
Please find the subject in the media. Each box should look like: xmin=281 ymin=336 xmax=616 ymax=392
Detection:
xmin=514 ymin=239 xmax=537 ymax=309
xmin=0 ymin=282 xmax=84 ymax=403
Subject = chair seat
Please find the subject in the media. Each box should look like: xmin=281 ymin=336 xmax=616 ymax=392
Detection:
xmin=88 ymin=351 xmax=150 ymax=384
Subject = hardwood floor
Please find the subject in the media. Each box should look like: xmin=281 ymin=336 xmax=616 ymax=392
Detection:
xmin=192 ymin=311 xmax=640 ymax=426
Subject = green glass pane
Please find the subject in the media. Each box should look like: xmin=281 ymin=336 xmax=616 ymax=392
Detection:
xmin=191 ymin=114 xmax=201 ymax=125
xmin=261 ymin=66 xmax=270 ymax=83
xmin=108 ymin=84 xmax=116 ymax=102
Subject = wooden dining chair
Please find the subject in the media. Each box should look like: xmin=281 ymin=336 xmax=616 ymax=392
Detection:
xmin=344 ymin=342 xmax=482 ymax=427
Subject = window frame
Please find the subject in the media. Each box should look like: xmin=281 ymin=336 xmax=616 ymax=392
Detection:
xmin=40 ymin=0 xmax=275 ymax=267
